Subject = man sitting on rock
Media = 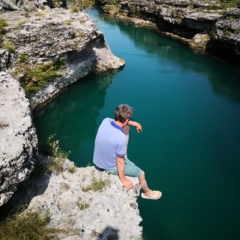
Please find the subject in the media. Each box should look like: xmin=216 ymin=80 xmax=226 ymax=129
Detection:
xmin=93 ymin=104 xmax=162 ymax=200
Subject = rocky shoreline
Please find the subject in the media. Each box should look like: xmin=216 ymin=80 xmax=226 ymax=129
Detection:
xmin=97 ymin=0 xmax=240 ymax=65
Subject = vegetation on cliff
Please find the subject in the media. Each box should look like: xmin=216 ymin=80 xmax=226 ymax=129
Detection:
xmin=0 ymin=210 xmax=61 ymax=240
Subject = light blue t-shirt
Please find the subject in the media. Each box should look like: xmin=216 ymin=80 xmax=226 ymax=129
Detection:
xmin=93 ymin=118 xmax=127 ymax=170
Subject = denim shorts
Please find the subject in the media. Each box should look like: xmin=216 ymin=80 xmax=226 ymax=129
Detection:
xmin=107 ymin=157 xmax=142 ymax=178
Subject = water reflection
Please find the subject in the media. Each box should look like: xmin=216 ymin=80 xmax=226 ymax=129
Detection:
xmin=34 ymin=69 xmax=122 ymax=163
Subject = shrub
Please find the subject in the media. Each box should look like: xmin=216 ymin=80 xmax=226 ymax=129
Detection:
xmin=44 ymin=134 xmax=71 ymax=174
xmin=17 ymin=60 xmax=64 ymax=95
xmin=82 ymin=172 xmax=110 ymax=192
xmin=46 ymin=134 xmax=71 ymax=159
xmin=0 ymin=210 xmax=59 ymax=240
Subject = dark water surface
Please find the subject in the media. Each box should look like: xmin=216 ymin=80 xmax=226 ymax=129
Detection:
xmin=34 ymin=8 xmax=240 ymax=240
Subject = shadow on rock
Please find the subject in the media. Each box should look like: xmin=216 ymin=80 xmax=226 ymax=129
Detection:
xmin=0 ymin=155 xmax=52 ymax=220
xmin=95 ymin=225 xmax=120 ymax=240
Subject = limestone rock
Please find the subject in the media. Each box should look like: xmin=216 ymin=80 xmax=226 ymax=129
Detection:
xmin=189 ymin=33 xmax=211 ymax=50
xmin=0 ymin=0 xmax=37 ymax=12
xmin=0 ymin=0 xmax=19 ymax=11
xmin=100 ymin=0 xmax=240 ymax=58
xmin=216 ymin=8 xmax=240 ymax=54
xmin=0 ymin=8 xmax=124 ymax=108
xmin=7 ymin=159 xmax=143 ymax=240
xmin=0 ymin=72 xmax=38 ymax=206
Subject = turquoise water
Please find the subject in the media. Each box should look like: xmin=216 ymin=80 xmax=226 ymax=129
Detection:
xmin=34 ymin=8 xmax=240 ymax=240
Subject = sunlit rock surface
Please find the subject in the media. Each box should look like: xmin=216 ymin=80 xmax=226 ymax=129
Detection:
xmin=0 ymin=72 xmax=38 ymax=206
xmin=7 ymin=160 xmax=143 ymax=240
xmin=1 ymin=8 xmax=124 ymax=108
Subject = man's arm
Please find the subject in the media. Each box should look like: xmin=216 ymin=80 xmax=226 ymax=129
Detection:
xmin=128 ymin=120 xmax=142 ymax=133
xmin=117 ymin=156 xmax=134 ymax=189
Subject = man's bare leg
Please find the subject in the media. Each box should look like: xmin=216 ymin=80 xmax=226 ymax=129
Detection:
xmin=123 ymin=126 xmax=161 ymax=199
xmin=139 ymin=171 xmax=162 ymax=199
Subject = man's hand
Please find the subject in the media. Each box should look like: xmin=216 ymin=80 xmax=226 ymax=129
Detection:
xmin=135 ymin=122 xmax=142 ymax=133
xmin=128 ymin=120 xmax=142 ymax=133
xmin=121 ymin=178 xmax=134 ymax=189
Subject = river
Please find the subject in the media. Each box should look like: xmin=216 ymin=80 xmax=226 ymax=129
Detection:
xmin=34 ymin=7 xmax=240 ymax=240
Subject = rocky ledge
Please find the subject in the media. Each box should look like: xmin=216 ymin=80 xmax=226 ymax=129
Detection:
xmin=5 ymin=159 xmax=142 ymax=240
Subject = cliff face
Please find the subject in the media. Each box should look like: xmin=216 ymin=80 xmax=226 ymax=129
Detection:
xmin=98 ymin=0 xmax=240 ymax=61
xmin=0 ymin=72 xmax=38 ymax=206
xmin=0 ymin=7 xmax=124 ymax=205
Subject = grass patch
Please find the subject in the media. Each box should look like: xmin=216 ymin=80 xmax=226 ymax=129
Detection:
xmin=68 ymin=165 xmax=77 ymax=173
xmin=76 ymin=200 xmax=90 ymax=210
xmin=82 ymin=172 xmax=110 ymax=192
xmin=18 ymin=19 xmax=27 ymax=28
xmin=220 ymin=0 xmax=240 ymax=8
xmin=0 ymin=18 xmax=8 ymax=32
xmin=65 ymin=20 xmax=72 ymax=25
xmin=48 ymin=157 xmax=65 ymax=173
xmin=70 ymin=0 xmax=95 ymax=12
xmin=2 ymin=40 xmax=15 ymax=53
xmin=16 ymin=59 xmax=64 ymax=95
xmin=0 ymin=210 xmax=60 ymax=240
xmin=18 ymin=54 xmax=28 ymax=63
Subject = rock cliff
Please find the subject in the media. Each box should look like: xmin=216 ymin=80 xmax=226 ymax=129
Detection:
xmin=0 ymin=72 xmax=38 ymax=206
xmin=98 ymin=0 xmax=240 ymax=63
xmin=0 ymin=6 xmax=124 ymax=205
xmin=1 ymin=8 xmax=124 ymax=109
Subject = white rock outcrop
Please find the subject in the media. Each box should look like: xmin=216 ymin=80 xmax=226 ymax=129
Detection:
xmin=8 ymin=159 xmax=143 ymax=240
xmin=0 ymin=72 xmax=38 ymax=206
xmin=1 ymin=8 xmax=124 ymax=109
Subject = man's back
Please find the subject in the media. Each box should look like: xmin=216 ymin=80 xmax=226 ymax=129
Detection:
xmin=93 ymin=118 xmax=127 ymax=170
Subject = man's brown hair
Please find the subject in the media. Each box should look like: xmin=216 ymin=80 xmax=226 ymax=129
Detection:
xmin=114 ymin=104 xmax=133 ymax=123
